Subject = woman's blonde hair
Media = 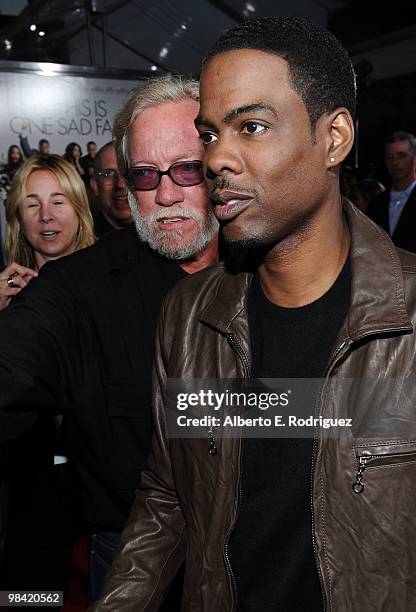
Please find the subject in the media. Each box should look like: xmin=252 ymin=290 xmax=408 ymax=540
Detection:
xmin=5 ymin=154 xmax=95 ymax=268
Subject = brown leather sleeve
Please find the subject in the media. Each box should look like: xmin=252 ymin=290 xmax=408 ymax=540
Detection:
xmin=90 ymin=301 xmax=186 ymax=611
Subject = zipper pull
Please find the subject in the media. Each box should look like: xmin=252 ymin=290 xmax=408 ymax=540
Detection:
xmin=208 ymin=428 xmax=217 ymax=456
xmin=352 ymin=455 xmax=372 ymax=494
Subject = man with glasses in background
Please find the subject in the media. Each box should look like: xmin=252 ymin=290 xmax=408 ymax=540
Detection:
xmin=0 ymin=76 xmax=218 ymax=606
xmin=91 ymin=142 xmax=133 ymax=237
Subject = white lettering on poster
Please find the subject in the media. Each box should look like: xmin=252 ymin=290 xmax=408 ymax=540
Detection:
xmin=0 ymin=70 xmax=144 ymax=157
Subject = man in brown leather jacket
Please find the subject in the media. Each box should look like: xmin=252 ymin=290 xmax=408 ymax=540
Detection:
xmin=93 ymin=17 xmax=416 ymax=612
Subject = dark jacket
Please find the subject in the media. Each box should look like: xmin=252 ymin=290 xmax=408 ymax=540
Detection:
xmin=94 ymin=202 xmax=416 ymax=611
xmin=93 ymin=213 xmax=117 ymax=240
xmin=0 ymin=226 xmax=185 ymax=530
xmin=366 ymin=183 xmax=416 ymax=252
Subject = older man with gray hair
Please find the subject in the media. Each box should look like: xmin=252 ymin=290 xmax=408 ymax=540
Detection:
xmin=0 ymin=76 xmax=218 ymax=604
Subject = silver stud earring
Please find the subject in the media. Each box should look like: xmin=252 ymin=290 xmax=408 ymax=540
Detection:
xmin=330 ymin=156 xmax=335 ymax=163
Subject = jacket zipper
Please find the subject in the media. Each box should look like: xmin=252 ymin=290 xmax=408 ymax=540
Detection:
xmin=220 ymin=309 xmax=410 ymax=610
xmin=352 ymin=446 xmax=416 ymax=493
xmin=352 ymin=453 xmax=372 ymax=494
xmin=312 ymin=323 xmax=412 ymax=608
xmin=224 ymin=332 xmax=250 ymax=611
xmin=227 ymin=332 xmax=250 ymax=378
xmin=226 ymin=331 xmax=350 ymax=612
xmin=225 ymin=322 xmax=410 ymax=611
xmin=311 ymin=338 xmax=351 ymax=612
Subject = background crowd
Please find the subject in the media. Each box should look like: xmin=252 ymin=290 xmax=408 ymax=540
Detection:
xmin=0 ymin=81 xmax=415 ymax=611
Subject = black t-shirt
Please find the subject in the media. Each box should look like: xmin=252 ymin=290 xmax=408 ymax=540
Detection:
xmin=229 ymin=259 xmax=351 ymax=611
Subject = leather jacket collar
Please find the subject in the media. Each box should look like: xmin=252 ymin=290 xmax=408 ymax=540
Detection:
xmin=200 ymin=199 xmax=412 ymax=340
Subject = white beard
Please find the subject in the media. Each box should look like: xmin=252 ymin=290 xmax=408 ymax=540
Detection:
xmin=128 ymin=191 xmax=218 ymax=261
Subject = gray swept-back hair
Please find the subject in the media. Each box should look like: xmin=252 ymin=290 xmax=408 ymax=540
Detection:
xmin=385 ymin=131 xmax=416 ymax=154
xmin=113 ymin=75 xmax=200 ymax=179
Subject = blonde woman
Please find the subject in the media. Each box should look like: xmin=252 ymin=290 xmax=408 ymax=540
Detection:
xmin=0 ymin=154 xmax=95 ymax=309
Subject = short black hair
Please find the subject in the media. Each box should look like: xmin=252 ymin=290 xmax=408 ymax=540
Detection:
xmin=385 ymin=131 xmax=416 ymax=154
xmin=87 ymin=141 xmax=97 ymax=147
xmin=204 ymin=17 xmax=357 ymax=129
xmin=38 ymin=138 xmax=49 ymax=146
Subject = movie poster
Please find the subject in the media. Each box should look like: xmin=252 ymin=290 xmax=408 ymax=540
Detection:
xmin=0 ymin=70 xmax=143 ymax=159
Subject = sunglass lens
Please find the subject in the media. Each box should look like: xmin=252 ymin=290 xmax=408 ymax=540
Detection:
xmin=129 ymin=167 xmax=158 ymax=190
xmin=171 ymin=162 xmax=203 ymax=186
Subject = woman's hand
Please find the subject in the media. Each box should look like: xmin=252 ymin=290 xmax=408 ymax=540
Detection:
xmin=0 ymin=262 xmax=38 ymax=310
xmin=75 ymin=158 xmax=85 ymax=175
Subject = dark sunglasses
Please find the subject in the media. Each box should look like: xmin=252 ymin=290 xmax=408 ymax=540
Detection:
xmin=125 ymin=160 xmax=204 ymax=191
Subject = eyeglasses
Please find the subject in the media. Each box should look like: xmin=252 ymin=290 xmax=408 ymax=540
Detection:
xmin=125 ymin=160 xmax=203 ymax=191
xmin=94 ymin=169 xmax=121 ymax=182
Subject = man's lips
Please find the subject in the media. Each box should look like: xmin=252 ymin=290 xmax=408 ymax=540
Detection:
xmin=210 ymin=191 xmax=252 ymax=222
xmin=157 ymin=216 xmax=191 ymax=229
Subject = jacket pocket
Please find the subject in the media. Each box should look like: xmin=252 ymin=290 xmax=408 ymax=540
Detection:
xmin=352 ymin=440 xmax=416 ymax=494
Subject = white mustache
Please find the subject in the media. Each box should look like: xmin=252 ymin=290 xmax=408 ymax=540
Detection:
xmin=153 ymin=207 xmax=203 ymax=223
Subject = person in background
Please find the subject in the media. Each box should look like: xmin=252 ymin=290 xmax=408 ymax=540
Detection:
xmin=0 ymin=154 xmax=95 ymax=308
xmin=367 ymin=131 xmax=416 ymax=251
xmin=0 ymin=154 xmax=95 ymax=595
xmin=0 ymin=76 xmax=218 ymax=607
xmin=90 ymin=142 xmax=132 ymax=237
xmin=19 ymin=133 xmax=50 ymax=157
xmin=81 ymin=141 xmax=98 ymax=179
xmin=5 ymin=145 xmax=24 ymax=184
xmin=64 ymin=142 xmax=85 ymax=179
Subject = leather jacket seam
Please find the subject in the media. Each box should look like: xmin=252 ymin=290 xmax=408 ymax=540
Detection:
xmin=372 ymin=225 xmax=408 ymax=318
xmin=142 ymin=526 xmax=186 ymax=611
xmin=353 ymin=439 xmax=416 ymax=448
xmin=319 ymin=461 xmax=333 ymax=609
xmin=365 ymin=460 xmax=416 ymax=472
xmin=228 ymin=274 xmax=254 ymax=331
xmin=199 ymin=270 xmax=231 ymax=330
xmin=362 ymin=209 xmax=408 ymax=322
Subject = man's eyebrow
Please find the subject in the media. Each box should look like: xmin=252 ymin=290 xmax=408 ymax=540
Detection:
xmin=194 ymin=115 xmax=216 ymax=130
xmin=195 ymin=103 xmax=277 ymax=129
xmin=223 ymin=103 xmax=277 ymax=124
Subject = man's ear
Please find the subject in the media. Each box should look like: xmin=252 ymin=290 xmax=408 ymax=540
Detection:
xmin=90 ymin=176 xmax=99 ymax=197
xmin=324 ymin=108 xmax=355 ymax=168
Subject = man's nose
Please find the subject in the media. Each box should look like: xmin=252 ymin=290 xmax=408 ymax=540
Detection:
xmin=205 ymin=135 xmax=244 ymax=179
xmin=115 ymin=172 xmax=127 ymax=191
xmin=155 ymin=175 xmax=185 ymax=207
